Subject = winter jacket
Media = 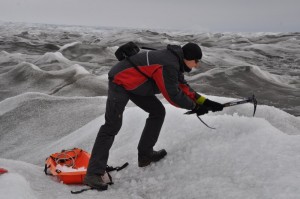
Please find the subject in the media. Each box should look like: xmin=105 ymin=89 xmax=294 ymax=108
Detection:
xmin=108 ymin=45 xmax=201 ymax=110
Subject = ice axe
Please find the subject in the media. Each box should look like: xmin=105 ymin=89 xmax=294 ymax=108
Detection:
xmin=186 ymin=95 xmax=258 ymax=129
xmin=223 ymin=94 xmax=258 ymax=116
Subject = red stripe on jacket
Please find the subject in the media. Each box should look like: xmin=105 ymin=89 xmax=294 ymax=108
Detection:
xmin=113 ymin=64 xmax=161 ymax=90
xmin=113 ymin=68 xmax=147 ymax=90
xmin=179 ymin=84 xmax=197 ymax=101
xmin=113 ymin=64 xmax=195 ymax=108
xmin=152 ymin=67 xmax=179 ymax=107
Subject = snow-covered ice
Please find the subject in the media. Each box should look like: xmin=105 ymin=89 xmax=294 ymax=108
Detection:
xmin=1 ymin=94 xmax=300 ymax=199
xmin=0 ymin=22 xmax=299 ymax=199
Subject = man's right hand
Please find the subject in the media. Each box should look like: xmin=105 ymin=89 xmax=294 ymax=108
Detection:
xmin=186 ymin=104 xmax=208 ymax=116
xmin=193 ymin=104 xmax=209 ymax=116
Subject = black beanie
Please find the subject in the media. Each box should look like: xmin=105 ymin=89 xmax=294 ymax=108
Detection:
xmin=182 ymin=43 xmax=202 ymax=60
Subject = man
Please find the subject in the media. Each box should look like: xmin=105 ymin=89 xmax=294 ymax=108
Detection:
xmin=84 ymin=42 xmax=223 ymax=189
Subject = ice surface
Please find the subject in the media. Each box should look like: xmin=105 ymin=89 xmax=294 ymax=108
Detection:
xmin=0 ymin=22 xmax=299 ymax=115
xmin=0 ymin=172 xmax=37 ymax=199
xmin=1 ymin=95 xmax=300 ymax=199
xmin=0 ymin=22 xmax=300 ymax=199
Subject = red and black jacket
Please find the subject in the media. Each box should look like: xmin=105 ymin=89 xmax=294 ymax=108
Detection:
xmin=108 ymin=45 xmax=201 ymax=110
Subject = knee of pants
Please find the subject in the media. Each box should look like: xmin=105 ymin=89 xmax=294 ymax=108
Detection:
xmin=99 ymin=121 xmax=122 ymax=137
xmin=150 ymin=105 xmax=166 ymax=119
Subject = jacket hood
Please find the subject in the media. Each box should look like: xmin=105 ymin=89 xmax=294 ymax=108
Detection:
xmin=167 ymin=45 xmax=191 ymax=73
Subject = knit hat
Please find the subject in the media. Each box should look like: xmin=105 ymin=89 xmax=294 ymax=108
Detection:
xmin=182 ymin=43 xmax=202 ymax=60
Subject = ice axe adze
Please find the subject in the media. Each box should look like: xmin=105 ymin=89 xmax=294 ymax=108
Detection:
xmin=185 ymin=95 xmax=258 ymax=130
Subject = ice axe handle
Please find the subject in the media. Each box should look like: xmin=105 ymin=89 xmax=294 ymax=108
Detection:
xmin=222 ymin=95 xmax=257 ymax=116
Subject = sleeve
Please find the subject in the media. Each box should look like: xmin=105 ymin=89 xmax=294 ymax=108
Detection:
xmin=178 ymin=73 xmax=207 ymax=105
xmin=152 ymin=65 xmax=196 ymax=110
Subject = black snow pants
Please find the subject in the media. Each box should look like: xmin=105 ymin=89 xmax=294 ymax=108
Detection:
xmin=87 ymin=81 xmax=166 ymax=175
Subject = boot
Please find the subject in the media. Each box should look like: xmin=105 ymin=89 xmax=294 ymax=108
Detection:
xmin=83 ymin=174 xmax=108 ymax=190
xmin=138 ymin=149 xmax=167 ymax=167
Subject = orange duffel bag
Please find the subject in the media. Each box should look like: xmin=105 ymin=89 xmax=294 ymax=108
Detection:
xmin=44 ymin=148 xmax=90 ymax=184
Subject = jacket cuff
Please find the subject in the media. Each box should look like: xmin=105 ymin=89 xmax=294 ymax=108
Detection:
xmin=196 ymin=96 xmax=206 ymax=105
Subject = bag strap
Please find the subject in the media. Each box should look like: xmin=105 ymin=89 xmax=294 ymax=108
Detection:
xmin=141 ymin=46 xmax=157 ymax=50
xmin=126 ymin=57 xmax=151 ymax=80
xmin=70 ymin=162 xmax=129 ymax=194
xmin=71 ymin=188 xmax=94 ymax=194
xmin=106 ymin=162 xmax=129 ymax=172
xmin=44 ymin=162 xmax=52 ymax=176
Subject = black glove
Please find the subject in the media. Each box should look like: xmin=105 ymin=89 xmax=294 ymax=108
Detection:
xmin=203 ymin=99 xmax=224 ymax=112
xmin=187 ymin=104 xmax=208 ymax=116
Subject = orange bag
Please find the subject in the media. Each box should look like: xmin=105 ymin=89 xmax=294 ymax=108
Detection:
xmin=44 ymin=148 xmax=90 ymax=184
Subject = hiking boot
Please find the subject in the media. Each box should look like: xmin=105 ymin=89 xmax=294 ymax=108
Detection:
xmin=83 ymin=174 xmax=108 ymax=190
xmin=138 ymin=149 xmax=167 ymax=167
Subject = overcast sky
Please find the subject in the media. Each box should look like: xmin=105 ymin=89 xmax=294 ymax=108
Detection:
xmin=0 ymin=0 xmax=299 ymax=32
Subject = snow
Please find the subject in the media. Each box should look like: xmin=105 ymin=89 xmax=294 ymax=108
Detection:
xmin=0 ymin=95 xmax=300 ymax=199
xmin=0 ymin=173 xmax=37 ymax=199
xmin=0 ymin=22 xmax=299 ymax=198
xmin=55 ymin=165 xmax=86 ymax=172
xmin=34 ymin=52 xmax=71 ymax=65
xmin=58 ymin=42 xmax=80 ymax=52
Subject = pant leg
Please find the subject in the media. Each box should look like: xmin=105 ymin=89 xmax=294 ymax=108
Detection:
xmin=87 ymin=82 xmax=129 ymax=175
xmin=128 ymin=94 xmax=166 ymax=155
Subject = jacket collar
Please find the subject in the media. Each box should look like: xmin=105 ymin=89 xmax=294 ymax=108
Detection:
xmin=167 ymin=45 xmax=191 ymax=73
